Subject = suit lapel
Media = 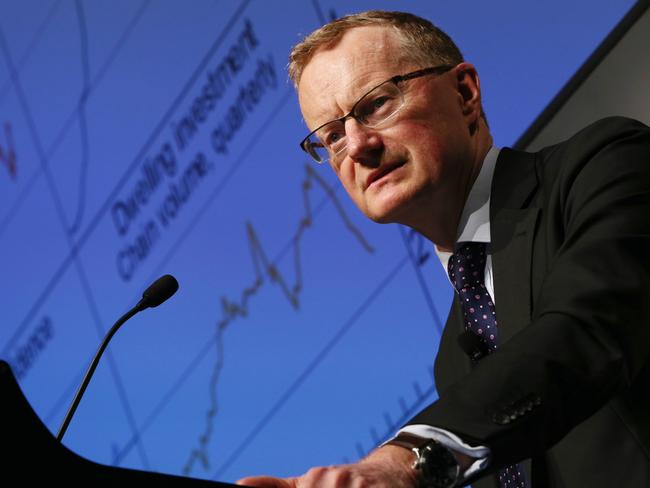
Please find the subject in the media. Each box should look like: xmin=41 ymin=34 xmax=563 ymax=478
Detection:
xmin=490 ymin=148 xmax=540 ymax=343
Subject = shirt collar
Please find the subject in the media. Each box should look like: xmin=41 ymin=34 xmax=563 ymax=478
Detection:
xmin=435 ymin=145 xmax=500 ymax=269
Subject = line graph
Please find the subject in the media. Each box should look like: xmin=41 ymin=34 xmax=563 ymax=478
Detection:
xmin=0 ymin=1 xmax=641 ymax=482
xmin=1 ymin=0 xmax=244 ymax=358
xmin=3 ymin=0 xmax=434 ymax=480
xmin=0 ymin=0 xmax=452 ymax=482
xmin=0 ymin=0 xmax=152 ymax=242
xmin=182 ymin=163 xmax=374 ymax=475
xmin=208 ymin=253 xmax=410 ymax=480
xmin=2 ymin=0 xmax=451 ymax=479
xmin=0 ymin=1 xmax=447 ymax=478
xmin=0 ymin=17 xmax=152 ymax=469
xmin=66 ymin=0 xmax=92 ymax=235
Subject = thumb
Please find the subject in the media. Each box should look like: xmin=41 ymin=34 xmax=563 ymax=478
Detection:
xmin=236 ymin=475 xmax=297 ymax=487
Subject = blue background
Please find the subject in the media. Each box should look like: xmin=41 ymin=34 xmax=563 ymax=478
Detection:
xmin=0 ymin=0 xmax=636 ymax=482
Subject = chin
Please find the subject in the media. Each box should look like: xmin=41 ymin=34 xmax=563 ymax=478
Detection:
xmin=367 ymin=212 xmax=395 ymax=224
xmin=364 ymin=195 xmax=410 ymax=224
xmin=363 ymin=180 xmax=429 ymax=225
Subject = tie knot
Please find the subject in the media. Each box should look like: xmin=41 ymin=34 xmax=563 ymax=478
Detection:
xmin=447 ymin=242 xmax=488 ymax=293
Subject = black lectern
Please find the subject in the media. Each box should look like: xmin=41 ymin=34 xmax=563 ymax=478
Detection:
xmin=0 ymin=360 xmax=239 ymax=486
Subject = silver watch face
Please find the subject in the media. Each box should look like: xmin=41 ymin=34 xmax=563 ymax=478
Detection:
xmin=415 ymin=441 xmax=460 ymax=488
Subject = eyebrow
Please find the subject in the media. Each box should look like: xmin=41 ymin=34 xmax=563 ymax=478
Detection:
xmin=309 ymin=74 xmax=388 ymax=130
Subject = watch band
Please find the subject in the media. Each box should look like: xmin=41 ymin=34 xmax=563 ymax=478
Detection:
xmin=387 ymin=432 xmax=434 ymax=452
xmin=386 ymin=432 xmax=460 ymax=488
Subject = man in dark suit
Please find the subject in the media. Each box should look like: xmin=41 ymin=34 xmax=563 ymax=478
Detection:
xmin=238 ymin=10 xmax=650 ymax=488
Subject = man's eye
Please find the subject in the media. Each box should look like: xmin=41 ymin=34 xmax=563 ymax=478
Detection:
xmin=372 ymin=96 xmax=389 ymax=110
xmin=325 ymin=130 xmax=344 ymax=146
xmin=358 ymin=95 xmax=393 ymax=119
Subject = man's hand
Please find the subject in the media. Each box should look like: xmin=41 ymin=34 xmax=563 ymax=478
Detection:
xmin=236 ymin=444 xmax=418 ymax=487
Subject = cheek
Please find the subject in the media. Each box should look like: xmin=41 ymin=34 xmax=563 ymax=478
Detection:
xmin=391 ymin=123 xmax=442 ymax=167
xmin=333 ymin=158 xmax=355 ymax=189
xmin=393 ymin=118 xmax=459 ymax=175
xmin=329 ymin=161 xmax=345 ymax=188
xmin=333 ymin=160 xmax=368 ymax=207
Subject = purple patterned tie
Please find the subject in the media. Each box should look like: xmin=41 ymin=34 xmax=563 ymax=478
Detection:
xmin=447 ymin=242 xmax=529 ymax=488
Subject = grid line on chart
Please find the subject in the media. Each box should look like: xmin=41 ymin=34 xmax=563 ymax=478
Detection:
xmin=110 ymin=164 xmax=373 ymax=467
xmin=180 ymin=162 xmax=375 ymax=475
xmin=2 ymin=0 xmax=251 ymax=357
xmin=0 ymin=0 xmax=149 ymax=350
xmin=44 ymin=82 xmax=296 ymax=444
xmin=0 ymin=0 xmax=152 ymax=241
xmin=399 ymin=226 xmax=446 ymax=334
xmin=0 ymin=21 xmax=152 ymax=468
xmin=311 ymin=0 xmax=327 ymax=25
xmin=72 ymin=245 xmax=153 ymax=469
xmin=42 ymin=86 xmax=295 ymax=432
xmin=311 ymin=0 xmax=338 ymax=25
xmin=211 ymin=255 xmax=410 ymax=480
xmin=0 ymin=0 xmax=63 ymax=103
xmin=3 ymin=2 xmax=440 ymax=476
xmin=104 ymin=167 xmax=366 ymax=464
xmin=346 ymin=372 xmax=437 ymax=462
xmin=144 ymin=87 xmax=295 ymax=286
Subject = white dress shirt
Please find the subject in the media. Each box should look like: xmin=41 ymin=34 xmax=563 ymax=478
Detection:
xmin=384 ymin=145 xmax=501 ymax=481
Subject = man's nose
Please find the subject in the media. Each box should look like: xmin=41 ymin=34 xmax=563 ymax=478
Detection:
xmin=344 ymin=119 xmax=383 ymax=163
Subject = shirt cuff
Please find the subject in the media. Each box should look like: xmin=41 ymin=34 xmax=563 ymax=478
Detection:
xmin=383 ymin=424 xmax=491 ymax=481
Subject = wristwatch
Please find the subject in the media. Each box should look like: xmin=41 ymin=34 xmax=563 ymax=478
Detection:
xmin=386 ymin=432 xmax=460 ymax=488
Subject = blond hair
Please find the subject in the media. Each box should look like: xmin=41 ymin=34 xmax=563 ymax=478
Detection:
xmin=289 ymin=10 xmax=489 ymax=126
xmin=288 ymin=10 xmax=464 ymax=87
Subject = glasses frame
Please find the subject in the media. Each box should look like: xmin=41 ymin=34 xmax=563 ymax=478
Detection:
xmin=299 ymin=64 xmax=454 ymax=164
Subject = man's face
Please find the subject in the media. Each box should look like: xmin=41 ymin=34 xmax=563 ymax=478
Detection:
xmin=298 ymin=26 xmax=479 ymax=229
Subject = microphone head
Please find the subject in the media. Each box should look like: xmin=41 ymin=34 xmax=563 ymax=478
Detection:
xmin=141 ymin=274 xmax=179 ymax=308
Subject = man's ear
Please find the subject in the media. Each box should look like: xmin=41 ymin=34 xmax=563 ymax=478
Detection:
xmin=454 ymin=62 xmax=483 ymax=128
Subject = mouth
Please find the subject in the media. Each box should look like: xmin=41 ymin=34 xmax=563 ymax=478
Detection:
xmin=366 ymin=160 xmax=407 ymax=189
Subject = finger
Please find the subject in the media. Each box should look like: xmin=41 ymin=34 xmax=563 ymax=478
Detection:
xmin=236 ymin=475 xmax=296 ymax=487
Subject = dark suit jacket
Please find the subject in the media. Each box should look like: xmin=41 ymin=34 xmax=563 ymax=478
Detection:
xmin=407 ymin=117 xmax=650 ymax=487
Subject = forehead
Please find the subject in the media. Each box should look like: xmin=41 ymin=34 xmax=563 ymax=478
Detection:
xmin=298 ymin=25 xmax=413 ymax=127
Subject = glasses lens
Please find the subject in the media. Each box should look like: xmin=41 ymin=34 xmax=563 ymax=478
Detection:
xmin=306 ymin=119 xmax=344 ymax=163
xmin=300 ymin=79 xmax=404 ymax=164
xmin=302 ymin=135 xmax=328 ymax=163
xmin=354 ymin=82 xmax=403 ymax=127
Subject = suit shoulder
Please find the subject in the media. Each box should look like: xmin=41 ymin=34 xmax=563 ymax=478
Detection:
xmin=538 ymin=116 xmax=649 ymax=159
xmin=571 ymin=116 xmax=648 ymax=143
xmin=533 ymin=116 xmax=650 ymax=180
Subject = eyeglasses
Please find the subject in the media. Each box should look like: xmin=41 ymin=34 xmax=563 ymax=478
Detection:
xmin=299 ymin=65 xmax=454 ymax=165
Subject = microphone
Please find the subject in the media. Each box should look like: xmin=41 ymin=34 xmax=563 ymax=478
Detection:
xmin=457 ymin=330 xmax=489 ymax=362
xmin=138 ymin=274 xmax=179 ymax=309
xmin=56 ymin=274 xmax=179 ymax=441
